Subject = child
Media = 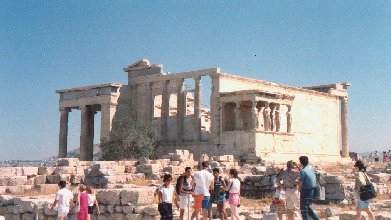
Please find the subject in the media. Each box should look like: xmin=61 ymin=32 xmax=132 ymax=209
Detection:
xmin=86 ymin=186 xmax=100 ymax=220
xmin=158 ymin=174 xmax=179 ymax=220
xmin=226 ymin=169 xmax=241 ymax=220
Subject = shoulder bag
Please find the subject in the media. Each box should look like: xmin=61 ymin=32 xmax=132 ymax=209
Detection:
xmin=359 ymin=173 xmax=377 ymax=201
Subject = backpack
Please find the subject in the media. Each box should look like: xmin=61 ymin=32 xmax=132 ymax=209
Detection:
xmin=175 ymin=175 xmax=187 ymax=195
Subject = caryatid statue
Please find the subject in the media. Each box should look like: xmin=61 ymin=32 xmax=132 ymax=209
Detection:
xmin=263 ymin=102 xmax=271 ymax=131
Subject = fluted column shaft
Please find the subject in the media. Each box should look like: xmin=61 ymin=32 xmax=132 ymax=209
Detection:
xmin=194 ymin=76 xmax=202 ymax=142
xmin=59 ymin=107 xmax=71 ymax=158
xmin=176 ymin=79 xmax=185 ymax=144
xmin=161 ymin=80 xmax=169 ymax=142
xmin=80 ymin=105 xmax=94 ymax=161
xmin=341 ymin=97 xmax=349 ymax=157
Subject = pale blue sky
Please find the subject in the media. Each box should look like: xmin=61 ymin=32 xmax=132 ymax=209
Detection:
xmin=1 ymin=1 xmax=390 ymax=160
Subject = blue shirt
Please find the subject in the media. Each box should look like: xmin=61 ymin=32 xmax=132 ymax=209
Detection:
xmin=299 ymin=165 xmax=317 ymax=190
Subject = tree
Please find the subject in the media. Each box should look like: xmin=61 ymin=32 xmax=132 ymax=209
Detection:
xmin=100 ymin=117 xmax=159 ymax=160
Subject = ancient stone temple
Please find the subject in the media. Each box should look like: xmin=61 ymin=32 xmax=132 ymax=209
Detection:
xmin=56 ymin=59 xmax=350 ymax=162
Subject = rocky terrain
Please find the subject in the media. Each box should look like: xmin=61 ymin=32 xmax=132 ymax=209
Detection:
xmin=0 ymin=151 xmax=390 ymax=220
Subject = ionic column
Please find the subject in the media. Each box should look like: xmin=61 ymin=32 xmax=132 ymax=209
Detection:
xmin=286 ymin=105 xmax=292 ymax=133
xmin=100 ymin=103 xmax=117 ymax=143
xmin=59 ymin=107 xmax=71 ymax=158
xmin=80 ymin=105 xmax=93 ymax=161
xmin=275 ymin=104 xmax=281 ymax=132
xmin=146 ymin=82 xmax=154 ymax=125
xmin=210 ymin=76 xmax=221 ymax=144
xmin=194 ymin=76 xmax=202 ymax=142
xmin=234 ymin=101 xmax=242 ymax=130
xmin=341 ymin=97 xmax=349 ymax=157
xmin=161 ymin=80 xmax=169 ymax=142
xmin=264 ymin=102 xmax=271 ymax=131
xmin=176 ymin=78 xmax=185 ymax=144
xmin=251 ymin=101 xmax=258 ymax=129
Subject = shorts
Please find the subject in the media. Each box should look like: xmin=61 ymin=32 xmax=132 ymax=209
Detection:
xmin=285 ymin=188 xmax=299 ymax=210
xmin=357 ymin=198 xmax=370 ymax=209
xmin=179 ymin=194 xmax=193 ymax=209
xmin=57 ymin=206 xmax=69 ymax=217
xmin=194 ymin=194 xmax=204 ymax=210
xmin=88 ymin=206 xmax=94 ymax=214
xmin=202 ymin=196 xmax=211 ymax=209
xmin=228 ymin=193 xmax=239 ymax=206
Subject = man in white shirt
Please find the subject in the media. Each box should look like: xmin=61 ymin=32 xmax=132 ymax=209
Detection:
xmin=192 ymin=161 xmax=214 ymax=220
xmin=50 ymin=181 xmax=74 ymax=220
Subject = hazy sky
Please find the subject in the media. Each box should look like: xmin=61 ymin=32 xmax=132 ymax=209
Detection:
xmin=1 ymin=1 xmax=390 ymax=160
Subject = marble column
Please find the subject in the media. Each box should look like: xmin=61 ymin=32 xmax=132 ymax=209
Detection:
xmin=176 ymin=78 xmax=185 ymax=144
xmin=59 ymin=107 xmax=71 ymax=158
xmin=341 ymin=97 xmax=349 ymax=157
xmin=100 ymin=103 xmax=117 ymax=143
xmin=234 ymin=101 xmax=242 ymax=130
xmin=251 ymin=101 xmax=258 ymax=129
xmin=194 ymin=76 xmax=202 ymax=142
xmin=161 ymin=80 xmax=170 ymax=142
xmin=286 ymin=105 xmax=292 ymax=133
xmin=146 ymin=82 xmax=154 ymax=125
xmin=258 ymin=104 xmax=265 ymax=130
xmin=210 ymin=76 xmax=221 ymax=144
xmin=275 ymin=104 xmax=281 ymax=132
xmin=264 ymin=102 xmax=271 ymax=131
xmin=80 ymin=105 xmax=94 ymax=161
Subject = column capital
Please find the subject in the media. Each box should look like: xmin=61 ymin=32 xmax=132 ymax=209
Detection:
xmin=193 ymin=75 xmax=202 ymax=81
xmin=59 ymin=107 xmax=71 ymax=112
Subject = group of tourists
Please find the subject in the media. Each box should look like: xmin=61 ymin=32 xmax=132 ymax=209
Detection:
xmin=50 ymin=181 xmax=100 ymax=220
xmin=158 ymin=161 xmax=241 ymax=220
xmin=49 ymin=156 xmax=377 ymax=220
xmin=367 ymin=150 xmax=390 ymax=163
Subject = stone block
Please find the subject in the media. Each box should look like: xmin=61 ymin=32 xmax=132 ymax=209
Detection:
xmin=248 ymin=214 xmax=264 ymax=220
xmin=46 ymin=175 xmax=61 ymax=184
xmin=0 ymin=168 xmax=22 ymax=177
xmin=54 ymin=166 xmax=76 ymax=175
xmin=134 ymin=206 xmax=146 ymax=214
xmin=6 ymin=186 xmax=32 ymax=194
xmin=57 ymin=158 xmax=79 ymax=167
xmin=125 ymin=213 xmax=142 ymax=220
xmin=38 ymin=167 xmax=55 ymax=175
xmin=340 ymin=211 xmax=367 ymax=220
xmin=21 ymin=167 xmax=38 ymax=176
xmin=162 ymin=166 xmax=183 ymax=176
xmin=120 ymin=187 xmax=155 ymax=205
xmin=33 ymin=175 xmax=47 ymax=186
xmin=263 ymin=213 xmax=278 ymax=220
xmin=138 ymin=157 xmax=151 ymax=165
xmin=325 ymin=207 xmax=341 ymax=217
xmin=0 ymin=195 xmax=14 ymax=206
xmin=324 ymin=175 xmax=344 ymax=184
xmin=144 ymin=204 xmax=159 ymax=216
xmin=0 ymin=176 xmax=28 ymax=186
xmin=122 ymin=205 xmax=134 ymax=214
xmin=136 ymin=164 xmax=162 ymax=176
xmin=111 ymin=213 xmax=126 ymax=220
xmin=0 ymin=187 xmax=6 ymax=194
xmin=35 ymin=184 xmax=58 ymax=194
xmin=375 ymin=212 xmax=391 ymax=220
xmin=96 ymin=189 xmax=121 ymax=205
xmin=216 ymin=155 xmax=234 ymax=162
xmin=70 ymin=174 xmax=84 ymax=184
xmin=371 ymin=173 xmax=391 ymax=183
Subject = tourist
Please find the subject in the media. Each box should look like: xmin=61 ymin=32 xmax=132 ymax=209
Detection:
xmin=209 ymin=168 xmax=228 ymax=220
xmin=178 ymin=167 xmax=195 ymax=220
xmin=296 ymin=156 xmax=319 ymax=220
xmin=76 ymin=184 xmax=89 ymax=220
xmin=50 ymin=181 xmax=74 ymax=220
xmin=225 ymin=169 xmax=241 ymax=220
xmin=382 ymin=151 xmax=388 ymax=164
xmin=86 ymin=186 xmax=100 ymax=220
xmin=354 ymin=152 xmax=359 ymax=161
xmin=374 ymin=151 xmax=380 ymax=162
xmin=192 ymin=161 xmax=214 ymax=220
xmin=354 ymin=160 xmax=375 ymax=220
xmin=276 ymin=160 xmax=300 ymax=220
xmin=158 ymin=173 xmax=179 ymax=220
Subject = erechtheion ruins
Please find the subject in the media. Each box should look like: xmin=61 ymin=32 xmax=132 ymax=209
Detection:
xmin=56 ymin=59 xmax=350 ymax=162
